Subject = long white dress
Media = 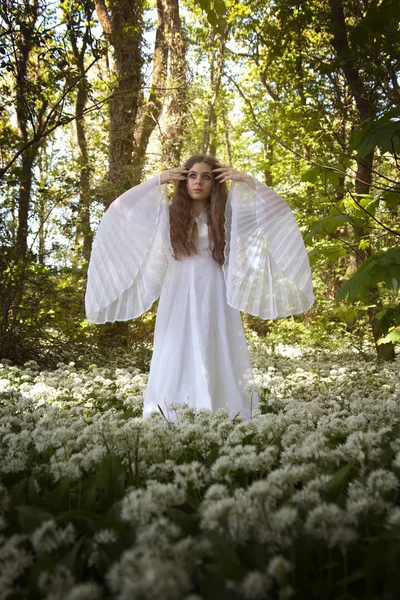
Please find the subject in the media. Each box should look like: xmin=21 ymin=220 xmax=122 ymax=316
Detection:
xmin=85 ymin=174 xmax=314 ymax=420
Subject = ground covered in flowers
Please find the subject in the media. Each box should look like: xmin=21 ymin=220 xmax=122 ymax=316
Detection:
xmin=1 ymin=340 xmax=400 ymax=600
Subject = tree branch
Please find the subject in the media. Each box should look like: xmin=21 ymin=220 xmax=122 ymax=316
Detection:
xmin=224 ymin=71 xmax=399 ymax=194
xmin=94 ymin=0 xmax=112 ymax=35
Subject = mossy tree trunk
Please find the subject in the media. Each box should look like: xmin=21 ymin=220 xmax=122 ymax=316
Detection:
xmin=330 ymin=0 xmax=395 ymax=360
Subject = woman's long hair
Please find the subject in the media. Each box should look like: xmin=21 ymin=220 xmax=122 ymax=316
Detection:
xmin=169 ymin=154 xmax=228 ymax=265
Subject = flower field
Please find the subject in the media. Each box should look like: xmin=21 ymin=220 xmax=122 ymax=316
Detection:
xmin=1 ymin=341 xmax=400 ymax=600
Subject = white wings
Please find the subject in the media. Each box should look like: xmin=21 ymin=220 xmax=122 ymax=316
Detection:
xmin=223 ymin=180 xmax=314 ymax=319
xmin=85 ymin=175 xmax=170 ymax=324
xmin=85 ymin=176 xmax=314 ymax=323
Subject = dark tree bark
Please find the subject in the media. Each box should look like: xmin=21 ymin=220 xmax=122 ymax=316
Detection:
xmin=222 ymin=111 xmax=233 ymax=166
xmin=94 ymin=0 xmax=173 ymax=346
xmin=94 ymin=0 xmax=145 ymax=346
xmin=201 ymin=26 xmax=230 ymax=156
xmin=94 ymin=0 xmax=145 ymax=196
xmin=330 ymin=0 xmax=395 ymax=360
xmin=134 ymin=0 xmax=169 ymax=175
xmin=65 ymin=2 xmax=94 ymax=265
xmin=13 ymin=1 xmax=40 ymax=256
xmin=161 ymin=0 xmax=188 ymax=166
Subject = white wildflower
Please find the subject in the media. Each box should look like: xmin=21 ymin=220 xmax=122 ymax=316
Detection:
xmin=385 ymin=507 xmax=400 ymax=529
xmin=240 ymin=570 xmax=272 ymax=599
xmin=93 ymin=528 xmax=118 ymax=545
xmin=305 ymin=503 xmax=357 ymax=547
xmin=366 ymin=469 xmax=398 ymax=497
xmin=0 ymin=484 xmax=10 ymax=514
xmin=0 ymin=534 xmax=33 ymax=595
xmin=121 ymin=481 xmax=186 ymax=525
xmin=174 ymin=461 xmax=208 ymax=490
xmin=37 ymin=565 xmax=75 ymax=596
xmin=31 ymin=520 xmax=76 ymax=555
xmin=200 ymin=496 xmax=236 ymax=533
xmin=267 ymin=555 xmax=292 ymax=583
xmin=64 ymin=582 xmax=103 ymax=600
xmin=107 ymin=548 xmax=191 ymax=600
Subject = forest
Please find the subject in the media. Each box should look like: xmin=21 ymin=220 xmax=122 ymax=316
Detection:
xmin=0 ymin=0 xmax=400 ymax=598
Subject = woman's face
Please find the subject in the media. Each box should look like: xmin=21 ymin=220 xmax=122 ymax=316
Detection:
xmin=186 ymin=162 xmax=213 ymax=202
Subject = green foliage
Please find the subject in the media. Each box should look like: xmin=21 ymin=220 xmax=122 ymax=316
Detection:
xmin=301 ymin=163 xmax=346 ymax=187
xmin=1 ymin=352 xmax=400 ymax=598
xmin=193 ymin=0 xmax=227 ymax=33
xmin=350 ymin=109 xmax=400 ymax=159
xmin=380 ymin=185 xmax=400 ymax=211
xmin=0 ymin=249 xmax=155 ymax=370
xmin=336 ymin=247 xmax=400 ymax=302
xmin=377 ymin=326 xmax=400 ymax=346
xmin=306 ymin=213 xmax=366 ymax=243
xmin=1 ymin=0 xmax=400 ymax=369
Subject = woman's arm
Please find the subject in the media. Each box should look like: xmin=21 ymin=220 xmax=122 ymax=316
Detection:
xmin=212 ymin=165 xmax=256 ymax=190
xmin=160 ymin=167 xmax=188 ymax=184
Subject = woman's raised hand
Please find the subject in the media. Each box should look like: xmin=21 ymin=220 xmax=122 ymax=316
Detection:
xmin=160 ymin=168 xmax=188 ymax=185
xmin=212 ymin=164 xmax=256 ymax=190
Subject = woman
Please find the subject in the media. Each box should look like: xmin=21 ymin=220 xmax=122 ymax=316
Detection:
xmin=85 ymin=154 xmax=314 ymax=420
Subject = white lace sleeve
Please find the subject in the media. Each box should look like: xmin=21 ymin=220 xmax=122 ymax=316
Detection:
xmin=85 ymin=175 xmax=170 ymax=324
xmin=223 ymin=179 xmax=314 ymax=319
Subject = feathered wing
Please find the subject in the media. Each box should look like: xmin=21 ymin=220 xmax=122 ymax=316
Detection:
xmin=223 ymin=180 xmax=314 ymax=319
xmin=85 ymin=175 xmax=170 ymax=324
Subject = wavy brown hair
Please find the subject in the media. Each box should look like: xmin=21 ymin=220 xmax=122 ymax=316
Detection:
xmin=169 ymin=154 xmax=228 ymax=265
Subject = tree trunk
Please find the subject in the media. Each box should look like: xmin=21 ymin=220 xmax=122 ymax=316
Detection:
xmin=330 ymin=0 xmax=395 ymax=360
xmin=16 ymin=151 xmax=35 ymax=256
xmin=201 ymin=27 xmax=229 ymax=156
xmin=135 ymin=0 xmax=169 ymax=175
xmin=74 ymin=76 xmax=93 ymax=265
xmin=94 ymin=0 xmax=145 ymax=346
xmin=95 ymin=0 xmax=145 ymax=196
xmin=37 ymin=147 xmax=47 ymax=265
xmin=95 ymin=0 xmax=166 ymax=346
xmin=222 ymin=111 xmax=233 ymax=165
xmin=64 ymin=0 xmax=95 ymax=267
xmin=160 ymin=0 xmax=188 ymax=166
xmin=14 ymin=1 xmax=39 ymax=257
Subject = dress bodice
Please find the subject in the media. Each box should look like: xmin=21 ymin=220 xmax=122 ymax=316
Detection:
xmin=194 ymin=207 xmax=211 ymax=254
xmin=196 ymin=220 xmax=210 ymax=253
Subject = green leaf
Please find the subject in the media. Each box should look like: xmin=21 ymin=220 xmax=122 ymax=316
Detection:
xmin=305 ymin=214 xmax=365 ymax=243
xmin=242 ymin=433 xmax=256 ymax=445
xmin=97 ymin=452 xmax=126 ymax=511
xmin=10 ymin=478 xmax=27 ymax=505
xmin=46 ymin=478 xmax=70 ymax=511
xmin=336 ymin=246 xmax=400 ymax=302
xmin=381 ymin=186 xmax=400 ymax=211
xmin=207 ymin=9 xmax=218 ymax=27
xmin=377 ymin=327 xmax=400 ymax=346
xmin=324 ymin=463 xmax=357 ymax=500
xmin=301 ymin=165 xmax=320 ymax=183
xmin=16 ymin=505 xmax=53 ymax=533
xmin=205 ymin=530 xmax=247 ymax=581
xmin=214 ymin=0 xmax=226 ymax=16
xmin=167 ymin=507 xmax=199 ymax=535
xmin=388 ymin=264 xmax=400 ymax=293
xmin=205 ymin=446 xmax=220 ymax=466
xmin=62 ymin=536 xmax=88 ymax=578
xmin=336 ymin=271 xmax=372 ymax=302
xmin=81 ymin=482 xmax=97 ymax=511
xmin=198 ymin=0 xmax=210 ymax=10
xmin=107 ymin=499 xmax=124 ymax=523
xmin=350 ymin=113 xmax=400 ymax=159
xmin=27 ymin=476 xmax=41 ymax=505
xmin=301 ymin=164 xmax=345 ymax=187
xmin=28 ymin=554 xmax=58 ymax=593
xmin=60 ymin=509 xmax=125 ymax=534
